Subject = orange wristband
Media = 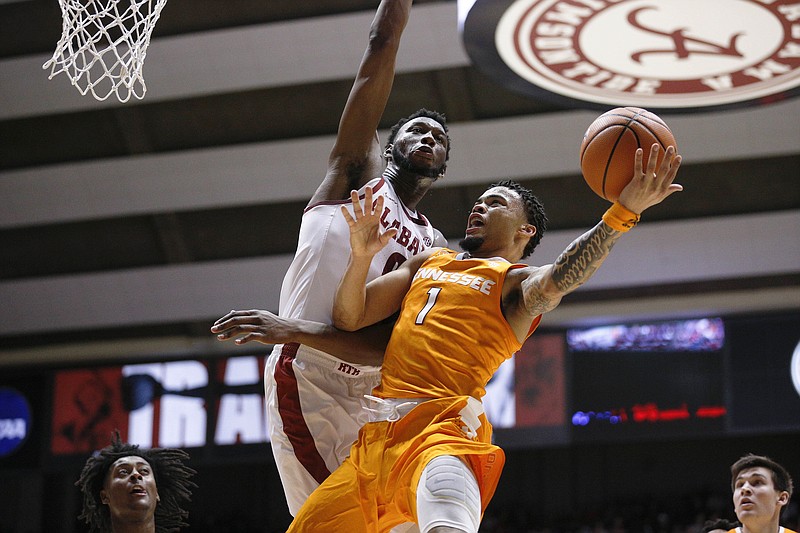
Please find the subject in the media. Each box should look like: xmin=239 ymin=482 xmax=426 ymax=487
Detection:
xmin=602 ymin=202 xmax=640 ymax=232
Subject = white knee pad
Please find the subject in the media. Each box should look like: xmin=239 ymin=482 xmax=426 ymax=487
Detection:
xmin=415 ymin=455 xmax=481 ymax=533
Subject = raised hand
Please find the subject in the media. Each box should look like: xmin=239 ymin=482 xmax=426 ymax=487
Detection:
xmin=618 ymin=144 xmax=683 ymax=214
xmin=340 ymin=186 xmax=398 ymax=258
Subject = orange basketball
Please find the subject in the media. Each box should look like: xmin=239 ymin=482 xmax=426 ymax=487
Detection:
xmin=579 ymin=107 xmax=677 ymax=202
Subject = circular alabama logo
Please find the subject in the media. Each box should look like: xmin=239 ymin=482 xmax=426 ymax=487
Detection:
xmin=0 ymin=387 xmax=32 ymax=458
xmin=459 ymin=0 xmax=800 ymax=111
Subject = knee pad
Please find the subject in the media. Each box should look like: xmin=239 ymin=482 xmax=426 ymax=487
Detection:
xmin=415 ymin=455 xmax=481 ymax=533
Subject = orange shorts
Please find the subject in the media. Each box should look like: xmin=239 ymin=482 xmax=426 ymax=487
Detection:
xmin=286 ymin=396 xmax=505 ymax=533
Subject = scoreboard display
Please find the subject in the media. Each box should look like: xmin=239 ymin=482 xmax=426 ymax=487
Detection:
xmin=567 ymin=318 xmax=728 ymax=443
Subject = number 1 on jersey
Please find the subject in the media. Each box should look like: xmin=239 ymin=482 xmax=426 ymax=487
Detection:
xmin=415 ymin=287 xmax=441 ymax=325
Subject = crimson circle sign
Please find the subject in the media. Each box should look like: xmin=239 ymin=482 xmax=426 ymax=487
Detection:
xmin=459 ymin=0 xmax=800 ymax=111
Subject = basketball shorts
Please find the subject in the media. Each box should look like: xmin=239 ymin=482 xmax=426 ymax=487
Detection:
xmin=265 ymin=342 xmax=381 ymax=516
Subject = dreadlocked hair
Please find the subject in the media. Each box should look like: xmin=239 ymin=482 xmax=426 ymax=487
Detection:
xmin=491 ymin=180 xmax=548 ymax=259
xmin=76 ymin=431 xmax=196 ymax=532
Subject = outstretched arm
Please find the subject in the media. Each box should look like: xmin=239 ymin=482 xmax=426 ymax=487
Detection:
xmin=505 ymin=144 xmax=682 ymax=338
xmin=310 ymin=0 xmax=414 ymax=206
xmin=210 ymin=310 xmax=393 ymax=366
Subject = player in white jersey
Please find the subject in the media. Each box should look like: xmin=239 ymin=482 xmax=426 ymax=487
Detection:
xmin=211 ymin=0 xmax=449 ymax=521
xmin=280 ymin=176 xmax=438 ymax=327
xmin=265 ymin=175 xmax=441 ymax=514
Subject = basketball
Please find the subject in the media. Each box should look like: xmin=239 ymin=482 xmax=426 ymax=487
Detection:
xmin=579 ymin=107 xmax=677 ymax=202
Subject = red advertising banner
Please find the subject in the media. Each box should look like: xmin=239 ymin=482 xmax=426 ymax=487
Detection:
xmin=51 ymin=368 xmax=128 ymax=455
xmin=50 ymin=356 xmax=270 ymax=455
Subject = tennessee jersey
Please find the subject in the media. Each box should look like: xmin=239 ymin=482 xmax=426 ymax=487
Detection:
xmin=376 ymin=248 xmax=541 ymax=400
xmin=287 ymin=251 xmax=542 ymax=532
xmin=728 ymin=526 xmax=795 ymax=533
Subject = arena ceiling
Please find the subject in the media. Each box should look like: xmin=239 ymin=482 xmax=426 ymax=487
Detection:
xmin=1 ymin=0 xmax=798 ymax=366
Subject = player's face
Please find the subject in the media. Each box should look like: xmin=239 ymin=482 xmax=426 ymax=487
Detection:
xmin=460 ymin=186 xmax=527 ymax=254
xmin=391 ymin=117 xmax=448 ymax=178
xmin=101 ymin=456 xmax=159 ymax=522
xmin=733 ymin=466 xmax=786 ymax=524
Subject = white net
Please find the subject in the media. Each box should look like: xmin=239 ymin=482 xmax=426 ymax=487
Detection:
xmin=43 ymin=0 xmax=168 ymax=102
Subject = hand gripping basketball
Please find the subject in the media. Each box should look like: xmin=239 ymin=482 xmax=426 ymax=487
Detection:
xmin=580 ymin=107 xmax=678 ymax=202
xmin=617 ymin=143 xmax=683 ymax=216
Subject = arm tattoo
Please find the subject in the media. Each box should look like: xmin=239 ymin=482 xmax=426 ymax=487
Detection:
xmin=523 ymin=276 xmax=555 ymax=315
xmin=551 ymin=222 xmax=621 ymax=293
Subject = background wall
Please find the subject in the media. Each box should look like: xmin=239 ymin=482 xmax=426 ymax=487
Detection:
xmin=0 ymin=1 xmax=798 ymax=531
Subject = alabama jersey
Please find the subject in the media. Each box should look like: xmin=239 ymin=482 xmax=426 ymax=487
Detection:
xmin=280 ymin=177 xmax=435 ymax=338
xmin=266 ymin=176 xmax=438 ymax=516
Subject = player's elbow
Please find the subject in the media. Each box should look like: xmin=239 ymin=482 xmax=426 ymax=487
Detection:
xmin=366 ymin=28 xmax=400 ymax=57
xmin=332 ymin=311 xmax=362 ymax=332
xmin=522 ymin=273 xmax=564 ymax=316
xmin=367 ymin=7 xmax=407 ymax=54
xmin=336 ymin=322 xmax=361 ymax=332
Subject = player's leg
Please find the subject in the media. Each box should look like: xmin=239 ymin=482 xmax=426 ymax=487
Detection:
xmin=285 ymin=457 xmax=371 ymax=533
xmin=415 ymin=455 xmax=481 ymax=533
xmin=265 ymin=344 xmax=384 ymax=515
xmin=302 ymin=359 xmax=381 ymax=469
xmin=265 ymin=344 xmax=326 ymax=515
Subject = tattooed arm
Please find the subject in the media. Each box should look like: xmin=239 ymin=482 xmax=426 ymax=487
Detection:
xmin=548 ymin=219 xmax=623 ymax=294
xmin=504 ymin=144 xmax=682 ymax=342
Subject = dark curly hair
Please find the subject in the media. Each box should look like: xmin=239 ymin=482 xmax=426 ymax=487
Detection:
xmin=491 ymin=180 xmax=548 ymax=259
xmin=701 ymin=518 xmax=739 ymax=532
xmin=76 ymin=431 xmax=196 ymax=532
xmin=385 ymin=108 xmax=451 ymax=162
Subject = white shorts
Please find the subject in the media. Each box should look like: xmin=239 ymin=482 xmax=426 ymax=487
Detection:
xmin=265 ymin=342 xmax=381 ymax=516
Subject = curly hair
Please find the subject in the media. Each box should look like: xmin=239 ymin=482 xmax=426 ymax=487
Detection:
xmin=491 ymin=180 xmax=548 ymax=259
xmin=701 ymin=518 xmax=739 ymax=532
xmin=385 ymin=108 xmax=451 ymax=162
xmin=76 ymin=431 xmax=196 ymax=532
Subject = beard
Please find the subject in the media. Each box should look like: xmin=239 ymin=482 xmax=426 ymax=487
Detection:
xmin=459 ymin=235 xmax=484 ymax=254
xmin=392 ymin=144 xmax=445 ymax=179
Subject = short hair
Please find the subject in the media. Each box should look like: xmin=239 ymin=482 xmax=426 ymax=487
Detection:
xmin=76 ymin=431 xmax=196 ymax=533
xmin=702 ymin=518 xmax=739 ymax=532
xmin=491 ymin=179 xmax=548 ymax=259
xmin=731 ymin=453 xmax=794 ymax=500
xmin=385 ymin=108 xmax=451 ymax=162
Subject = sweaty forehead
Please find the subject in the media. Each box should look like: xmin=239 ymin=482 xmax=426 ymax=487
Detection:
xmin=480 ymin=186 xmax=519 ymax=202
xmin=111 ymin=455 xmax=151 ymax=470
xmin=402 ymin=117 xmax=445 ymax=132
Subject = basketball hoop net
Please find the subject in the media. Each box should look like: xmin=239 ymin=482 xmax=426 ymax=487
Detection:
xmin=43 ymin=0 xmax=168 ymax=103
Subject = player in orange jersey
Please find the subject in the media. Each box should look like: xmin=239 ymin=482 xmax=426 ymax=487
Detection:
xmin=278 ymin=142 xmax=681 ymax=532
xmin=211 ymin=2 xmax=446 ymax=530
xmin=730 ymin=454 xmax=796 ymax=533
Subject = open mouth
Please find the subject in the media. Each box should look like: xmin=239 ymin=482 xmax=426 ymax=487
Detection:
xmin=413 ymin=146 xmax=434 ymax=159
xmin=468 ymin=214 xmax=484 ymax=228
xmin=466 ymin=214 xmax=484 ymax=234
